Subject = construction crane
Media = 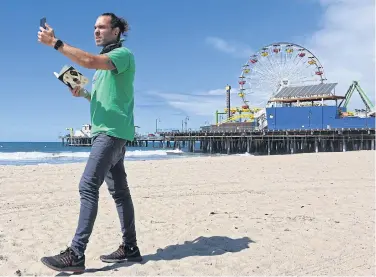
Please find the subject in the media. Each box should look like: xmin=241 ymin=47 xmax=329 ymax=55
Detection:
xmin=339 ymin=81 xmax=375 ymax=117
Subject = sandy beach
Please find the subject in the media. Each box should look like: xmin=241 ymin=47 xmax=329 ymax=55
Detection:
xmin=0 ymin=150 xmax=374 ymax=276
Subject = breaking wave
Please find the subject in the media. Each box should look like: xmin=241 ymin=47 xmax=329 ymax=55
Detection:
xmin=0 ymin=149 xmax=184 ymax=165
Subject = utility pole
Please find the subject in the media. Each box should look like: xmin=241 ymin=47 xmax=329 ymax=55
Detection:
xmin=155 ymin=118 xmax=160 ymax=133
xmin=184 ymin=116 xmax=189 ymax=131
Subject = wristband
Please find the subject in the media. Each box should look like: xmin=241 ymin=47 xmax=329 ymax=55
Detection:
xmin=54 ymin=39 xmax=64 ymax=50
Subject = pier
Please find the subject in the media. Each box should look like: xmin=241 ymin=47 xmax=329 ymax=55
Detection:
xmin=160 ymin=128 xmax=375 ymax=155
xmin=60 ymin=127 xmax=375 ymax=156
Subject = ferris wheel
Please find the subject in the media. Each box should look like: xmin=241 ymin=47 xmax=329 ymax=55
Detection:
xmin=238 ymin=42 xmax=327 ymax=107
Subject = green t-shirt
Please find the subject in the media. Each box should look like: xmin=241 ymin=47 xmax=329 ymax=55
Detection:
xmin=90 ymin=47 xmax=135 ymax=141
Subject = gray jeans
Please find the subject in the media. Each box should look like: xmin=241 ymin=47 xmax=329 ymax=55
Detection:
xmin=70 ymin=133 xmax=137 ymax=256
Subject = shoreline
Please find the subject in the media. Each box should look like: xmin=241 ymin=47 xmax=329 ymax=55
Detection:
xmin=0 ymin=148 xmax=376 ymax=167
xmin=0 ymin=149 xmax=374 ymax=167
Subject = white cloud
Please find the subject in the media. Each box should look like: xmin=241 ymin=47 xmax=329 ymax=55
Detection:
xmin=149 ymin=90 xmax=244 ymax=117
xmin=305 ymin=0 xmax=375 ymax=108
xmin=205 ymin=37 xmax=253 ymax=59
xmin=149 ymin=86 xmax=270 ymax=126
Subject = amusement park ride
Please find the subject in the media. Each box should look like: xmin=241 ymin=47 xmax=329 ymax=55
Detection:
xmin=215 ymin=84 xmax=262 ymax=125
xmin=338 ymin=81 xmax=375 ymax=117
xmin=215 ymin=42 xmax=375 ymax=127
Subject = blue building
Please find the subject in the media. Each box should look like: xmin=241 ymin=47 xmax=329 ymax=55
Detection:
xmin=265 ymin=82 xmax=375 ymax=130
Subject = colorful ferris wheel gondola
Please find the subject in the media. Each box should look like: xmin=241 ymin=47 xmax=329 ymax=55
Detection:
xmin=238 ymin=42 xmax=327 ymax=107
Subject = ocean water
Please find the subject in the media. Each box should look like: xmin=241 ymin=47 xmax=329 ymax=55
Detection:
xmin=0 ymin=142 xmax=199 ymax=166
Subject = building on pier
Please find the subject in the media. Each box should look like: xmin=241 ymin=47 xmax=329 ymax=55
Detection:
xmin=59 ymin=124 xmax=92 ymax=146
xmin=264 ymin=82 xmax=375 ymax=130
xmin=209 ymin=81 xmax=375 ymax=132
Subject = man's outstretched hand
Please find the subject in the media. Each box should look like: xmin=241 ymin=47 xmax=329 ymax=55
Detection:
xmin=38 ymin=23 xmax=56 ymax=47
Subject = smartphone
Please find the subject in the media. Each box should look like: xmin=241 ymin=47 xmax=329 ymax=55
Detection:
xmin=40 ymin=17 xmax=46 ymax=29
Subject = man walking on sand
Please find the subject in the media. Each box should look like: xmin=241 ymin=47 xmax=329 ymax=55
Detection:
xmin=37 ymin=12 xmax=142 ymax=273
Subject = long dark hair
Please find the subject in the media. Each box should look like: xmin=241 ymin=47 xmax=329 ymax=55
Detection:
xmin=101 ymin=12 xmax=129 ymax=42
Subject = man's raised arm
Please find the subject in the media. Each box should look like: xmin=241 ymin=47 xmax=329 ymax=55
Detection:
xmin=38 ymin=23 xmax=116 ymax=71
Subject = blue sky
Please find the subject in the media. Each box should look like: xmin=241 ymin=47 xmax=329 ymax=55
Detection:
xmin=0 ymin=0 xmax=374 ymax=141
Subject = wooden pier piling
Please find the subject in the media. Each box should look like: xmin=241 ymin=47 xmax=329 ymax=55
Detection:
xmin=161 ymin=128 xmax=375 ymax=155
